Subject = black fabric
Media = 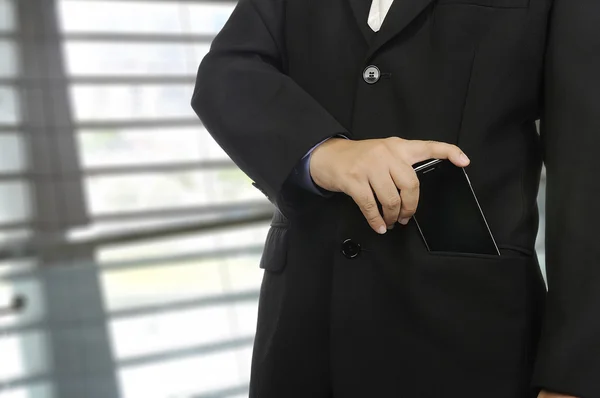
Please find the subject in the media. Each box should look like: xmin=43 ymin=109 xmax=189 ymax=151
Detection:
xmin=438 ymin=0 xmax=530 ymax=7
xmin=259 ymin=226 xmax=288 ymax=272
xmin=531 ymin=1 xmax=600 ymax=397
xmin=192 ymin=0 xmax=600 ymax=396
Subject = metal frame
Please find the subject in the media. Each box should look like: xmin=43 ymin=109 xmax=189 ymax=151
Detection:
xmin=64 ymin=33 xmax=216 ymax=43
xmin=62 ymin=0 xmax=236 ymax=3
xmin=77 ymin=117 xmax=199 ymax=129
xmin=0 ymin=209 xmax=272 ymax=261
xmin=0 ymin=160 xmax=237 ymax=180
xmin=0 ymin=289 xmax=261 ymax=337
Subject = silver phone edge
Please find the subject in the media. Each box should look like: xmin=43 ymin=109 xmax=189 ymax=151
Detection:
xmin=461 ymin=168 xmax=501 ymax=256
xmin=412 ymin=216 xmax=431 ymax=252
xmin=412 ymin=159 xmax=441 ymax=253
xmin=413 ymin=158 xmax=443 ymax=173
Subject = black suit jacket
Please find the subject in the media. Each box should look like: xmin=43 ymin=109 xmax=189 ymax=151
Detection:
xmin=192 ymin=0 xmax=600 ymax=397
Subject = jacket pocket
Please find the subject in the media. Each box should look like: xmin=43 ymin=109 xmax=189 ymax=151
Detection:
xmin=437 ymin=0 xmax=529 ymax=8
xmin=415 ymin=250 xmax=542 ymax=369
xmin=259 ymin=225 xmax=289 ymax=272
xmin=426 ymin=244 xmax=534 ymax=261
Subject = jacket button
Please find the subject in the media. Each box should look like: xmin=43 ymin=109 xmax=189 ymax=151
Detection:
xmin=363 ymin=65 xmax=380 ymax=84
xmin=341 ymin=239 xmax=361 ymax=258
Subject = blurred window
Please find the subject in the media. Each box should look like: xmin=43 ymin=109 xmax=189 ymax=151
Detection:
xmin=58 ymin=1 xmax=261 ymax=397
xmin=0 ymin=0 xmax=16 ymax=32
xmin=57 ymin=1 xmax=234 ymax=35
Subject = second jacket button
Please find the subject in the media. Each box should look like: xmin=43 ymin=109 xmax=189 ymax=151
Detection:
xmin=341 ymin=239 xmax=361 ymax=258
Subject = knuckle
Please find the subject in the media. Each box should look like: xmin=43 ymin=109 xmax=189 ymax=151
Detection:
xmin=402 ymin=205 xmax=417 ymax=215
xmin=346 ymin=166 xmax=363 ymax=181
xmin=362 ymin=199 xmax=377 ymax=213
xmin=385 ymin=136 xmax=402 ymax=146
xmin=367 ymin=214 xmax=381 ymax=225
xmin=369 ymin=142 xmax=389 ymax=157
xmin=399 ymin=211 xmax=413 ymax=220
xmin=385 ymin=195 xmax=401 ymax=209
xmin=425 ymin=140 xmax=440 ymax=152
xmin=407 ymin=177 xmax=420 ymax=190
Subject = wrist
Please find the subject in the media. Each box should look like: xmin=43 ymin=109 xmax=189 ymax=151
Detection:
xmin=310 ymin=137 xmax=350 ymax=191
xmin=312 ymin=137 xmax=348 ymax=158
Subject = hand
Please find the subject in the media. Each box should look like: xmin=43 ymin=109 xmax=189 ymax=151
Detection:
xmin=310 ymin=137 xmax=470 ymax=234
xmin=538 ymin=391 xmax=578 ymax=398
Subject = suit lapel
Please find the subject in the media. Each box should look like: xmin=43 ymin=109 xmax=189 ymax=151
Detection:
xmin=347 ymin=0 xmax=376 ymax=44
xmin=365 ymin=0 xmax=435 ymax=60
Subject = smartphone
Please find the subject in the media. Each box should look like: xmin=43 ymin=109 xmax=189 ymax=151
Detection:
xmin=412 ymin=159 xmax=500 ymax=256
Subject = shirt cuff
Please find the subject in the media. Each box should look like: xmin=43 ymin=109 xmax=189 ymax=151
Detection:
xmin=289 ymin=134 xmax=349 ymax=196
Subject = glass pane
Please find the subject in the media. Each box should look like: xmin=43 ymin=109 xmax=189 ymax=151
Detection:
xmin=0 ymin=382 xmax=55 ymax=398
xmin=0 ymin=182 xmax=32 ymax=223
xmin=0 ymin=229 xmax=31 ymax=245
xmin=67 ymin=212 xmax=244 ymax=241
xmin=97 ymin=226 xmax=268 ymax=263
xmin=118 ymin=349 xmax=247 ymax=398
xmin=109 ymin=306 xmax=237 ymax=360
xmin=226 ymin=255 xmax=264 ymax=291
xmin=0 ymin=86 xmax=20 ymax=125
xmin=101 ymin=260 xmax=224 ymax=310
xmin=235 ymin=346 xmax=253 ymax=391
xmin=0 ymin=39 xmax=18 ymax=78
xmin=64 ymin=42 xmax=209 ymax=76
xmin=78 ymin=127 xmax=228 ymax=168
xmin=0 ymin=133 xmax=27 ymax=173
xmin=58 ymin=1 xmax=235 ymax=35
xmin=0 ymin=258 xmax=38 ymax=277
xmin=100 ymin=258 xmax=262 ymax=309
xmin=100 ymin=255 xmax=263 ymax=311
xmin=0 ymin=330 xmax=51 ymax=382
xmin=233 ymin=301 xmax=259 ymax=337
xmin=0 ymin=0 xmax=15 ymax=32
xmin=70 ymin=84 xmax=195 ymax=122
xmin=84 ymin=169 xmax=260 ymax=215
xmin=187 ymin=3 xmax=237 ymax=35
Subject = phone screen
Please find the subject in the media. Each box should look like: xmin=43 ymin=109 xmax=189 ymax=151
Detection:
xmin=413 ymin=159 xmax=500 ymax=256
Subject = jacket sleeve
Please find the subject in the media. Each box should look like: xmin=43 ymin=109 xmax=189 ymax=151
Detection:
xmin=191 ymin=0 xmax=349 ymax=217
xmin=533 ymin=1 xmax=600 ymax=396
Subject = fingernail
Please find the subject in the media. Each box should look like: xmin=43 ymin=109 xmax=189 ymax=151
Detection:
xmin=378 ymin=226 xmax=387 ymax=234
xmin=460 ymin=153 xmax=470 ymax=164
xmin=387 ymin=224 xmax=394 ymax=230
xmin=399 ymin=218 xmax=410 ymax=225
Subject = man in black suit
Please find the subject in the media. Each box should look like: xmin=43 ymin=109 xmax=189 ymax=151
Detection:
xmin=192 ymin=0 xmax=599 ymax=397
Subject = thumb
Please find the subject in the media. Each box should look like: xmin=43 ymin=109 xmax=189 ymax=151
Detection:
xmin=405 ymin=140 xmax=470 ymax=168
xmin=447 ymin=149 xmax=470 ymax=168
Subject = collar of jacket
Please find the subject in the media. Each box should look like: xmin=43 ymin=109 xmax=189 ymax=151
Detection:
xmin=347 ymin=0 xmax=435 ymax=61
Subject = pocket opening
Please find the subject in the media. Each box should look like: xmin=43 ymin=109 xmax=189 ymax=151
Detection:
xmin=426 ymin=245 xmax=532 ymax=261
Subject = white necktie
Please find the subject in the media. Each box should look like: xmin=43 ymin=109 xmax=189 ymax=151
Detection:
xmin=368 ymin=0 xmax=395 ymax=32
